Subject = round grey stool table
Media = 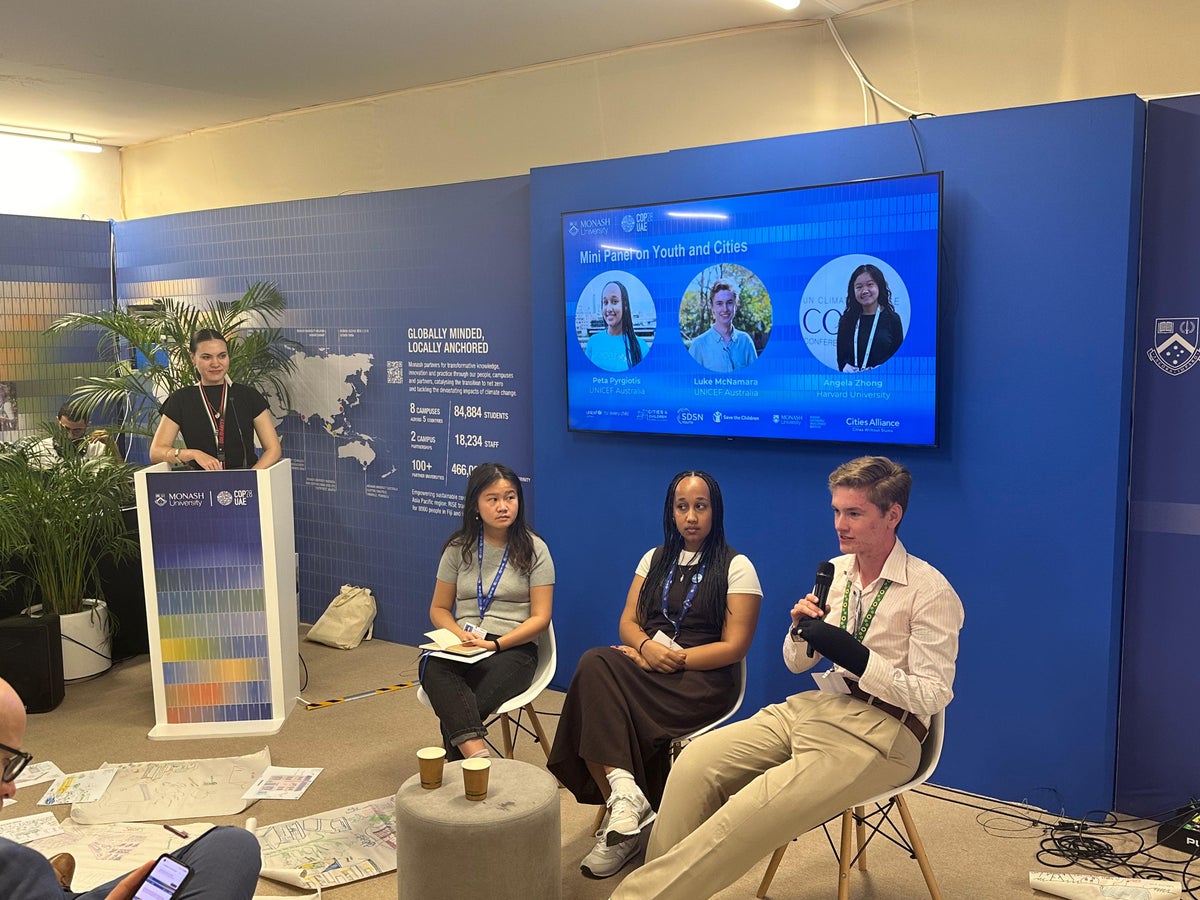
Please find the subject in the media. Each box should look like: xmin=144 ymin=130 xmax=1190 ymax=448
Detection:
xmin=395 ymin=757 xmax=561 ymax=900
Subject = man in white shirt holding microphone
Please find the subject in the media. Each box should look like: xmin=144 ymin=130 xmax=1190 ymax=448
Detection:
xmin=612 ymin=455 xmax=964 ymax=900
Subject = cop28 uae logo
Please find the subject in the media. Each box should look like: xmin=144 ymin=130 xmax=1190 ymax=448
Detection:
xmin=1148 ymin=318 xmax=1199 ymax=375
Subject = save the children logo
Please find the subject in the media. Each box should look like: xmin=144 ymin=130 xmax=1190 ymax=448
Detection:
xmin=1148 ymin=317 xmax=1199 ymax=375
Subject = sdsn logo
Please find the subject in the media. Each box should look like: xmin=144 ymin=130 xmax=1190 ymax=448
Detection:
xmin=676 ymin=408 xmax=705 ymax=425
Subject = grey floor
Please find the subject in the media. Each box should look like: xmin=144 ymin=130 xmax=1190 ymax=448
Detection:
xmin=6 ymin=633 xmax=1193 ymax=899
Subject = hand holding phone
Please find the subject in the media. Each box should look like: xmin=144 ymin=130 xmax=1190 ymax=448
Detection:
xmin=130 ymin=854 xmax=193 ymax=900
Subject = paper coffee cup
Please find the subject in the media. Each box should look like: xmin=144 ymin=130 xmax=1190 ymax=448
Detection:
xmin=417 ymin=746 xmax=447 ymax=789
xmin=462 ymin=758 xmax=490 ymax=801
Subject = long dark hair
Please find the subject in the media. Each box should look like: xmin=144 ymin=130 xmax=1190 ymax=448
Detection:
xmin=443 ymin=462 xmax=539 ymax=574
xmin=637 ymin=470 xmax=733 ymax=628
xmin=605 ymin=281 xmax=643 ymax=367
xmin=843 ymin=264 xmax=895 ymax=319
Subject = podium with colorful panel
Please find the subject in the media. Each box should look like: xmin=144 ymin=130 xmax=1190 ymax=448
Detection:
xmin=134 ymin=460 xmax=298 ymax=739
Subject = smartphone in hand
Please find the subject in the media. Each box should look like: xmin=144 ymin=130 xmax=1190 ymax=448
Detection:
xmin=131 ymin=854 xmax=193 ymax=900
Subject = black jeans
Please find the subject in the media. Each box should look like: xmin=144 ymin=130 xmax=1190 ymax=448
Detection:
xmin=421 ymin=639 xmax=538 ymax=759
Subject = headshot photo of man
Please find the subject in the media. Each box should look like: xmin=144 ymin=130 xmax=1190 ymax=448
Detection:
xmin=681 ymin=270 xmax=770 ymax=374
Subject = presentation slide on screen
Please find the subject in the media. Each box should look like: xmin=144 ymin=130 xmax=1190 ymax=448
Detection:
xmin=562 ymin=172 xmax=941 ymax=446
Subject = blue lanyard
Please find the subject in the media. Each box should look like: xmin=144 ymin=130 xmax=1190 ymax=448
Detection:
xmin=661 ymin=559 xmax=706 ymax=640
xmin=477 ymin=533 xmax=510 ymax=619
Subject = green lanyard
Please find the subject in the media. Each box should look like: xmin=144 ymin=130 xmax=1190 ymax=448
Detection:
xmin=839 ymin=578 xmax=892 ymax=641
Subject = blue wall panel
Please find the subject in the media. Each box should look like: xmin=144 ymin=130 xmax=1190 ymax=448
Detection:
xmin=114 ymin=178 xmax=533 ymax=648
xmin=531 ymin=96 xmax=1144 ymax=814
xmin=1119 ymin=95 xmax=1200 ymax=817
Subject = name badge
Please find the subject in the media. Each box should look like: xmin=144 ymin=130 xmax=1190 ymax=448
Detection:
xmin=813 ymin=669 xmax=850 ymax=695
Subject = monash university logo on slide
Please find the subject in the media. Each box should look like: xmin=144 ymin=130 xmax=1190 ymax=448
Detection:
xmin=1148 ymin=318 xmax=1199 ymax=375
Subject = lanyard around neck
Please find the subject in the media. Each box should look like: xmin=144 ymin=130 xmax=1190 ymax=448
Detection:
xmin=476 ymin=532 xmax=510 ymax=619
xmin=852 ymin=312 xmax=881 ymax=369
xmin=662 ymin=555 xmax=706 ymax=640
xmin=199 ymin=382 xmax=227 ymax=459
xmin=839 ymin=577 xmax=892 ymax=642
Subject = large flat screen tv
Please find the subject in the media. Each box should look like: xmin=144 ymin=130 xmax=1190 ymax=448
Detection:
xmin=562 ymin=171 xmax=941 ymax=446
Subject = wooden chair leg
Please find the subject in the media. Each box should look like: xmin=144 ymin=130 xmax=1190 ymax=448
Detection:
xmin=854 ymin=804 xmax=868 ymax=872
xmin=755 ymin=845 xmax=788 ymax=898
xmin=500 ymin=713 xmax=514 ymax=758
xmin=838 ymin=809 xmax=854 ymax=900
xmin=895 ymin=793 xmax=942 ymax=900
xmin=592 ymin=806 xmax=606 ymax=833
xmin=524 ymin=703 xmax=551 ymax=760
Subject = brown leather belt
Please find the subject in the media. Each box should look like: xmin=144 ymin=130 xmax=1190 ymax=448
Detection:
xmin=846 ymin=680 xmax=928 ymax=743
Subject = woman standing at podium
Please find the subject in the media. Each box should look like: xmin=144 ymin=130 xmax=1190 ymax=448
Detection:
xmin=149 ymin=329 xmax=282 ymax=470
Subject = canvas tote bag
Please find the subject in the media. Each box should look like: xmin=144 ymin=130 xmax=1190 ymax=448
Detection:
xmin=305 ymin=584 xmax=377 ymax=649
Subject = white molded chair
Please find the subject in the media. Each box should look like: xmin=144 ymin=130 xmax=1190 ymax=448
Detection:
xmin=672 ymin=656 xmax=747 ymax=759
xmin=756 ymin=709 xmax=946 ymax=900
xmin=417 ymin=623 xmax=557 ymax=760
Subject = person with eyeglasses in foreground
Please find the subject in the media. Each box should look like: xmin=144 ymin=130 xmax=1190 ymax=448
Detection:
xmin=0 ymin=677 xmax=261 ymax=898
xmin=610 ymin=456 xmax=963 ymax=899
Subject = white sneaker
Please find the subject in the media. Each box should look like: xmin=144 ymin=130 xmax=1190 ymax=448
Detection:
xmin=580 ymin=831 xmax=640 ymax=878
xmin=605 ymin=789 xmax=656 ymax=846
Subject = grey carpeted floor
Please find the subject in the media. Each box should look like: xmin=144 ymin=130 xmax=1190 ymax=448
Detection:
xmin=5 ymin=632 xmax=1190 ymax=898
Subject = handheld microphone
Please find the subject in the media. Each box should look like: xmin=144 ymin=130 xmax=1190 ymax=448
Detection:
xmin=791 ymin=561 xmax=836 ymax=655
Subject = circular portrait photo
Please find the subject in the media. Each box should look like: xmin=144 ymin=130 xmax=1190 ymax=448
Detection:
xmin=678 ymin=264 xmax=773 ymax=373
xmin=798 ymin=255 xmax=911 ymax=373
xmin=574 ymin=272 xmax=657 ymax=372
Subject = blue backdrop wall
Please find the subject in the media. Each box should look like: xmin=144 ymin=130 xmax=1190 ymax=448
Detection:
xmin=1118 ymin=94 xmax=1200 ymax=817
xmin=531 ymin=95 xmax=1145 ymax=815
xmin=114 ymin=179 xmax=534 ymax=647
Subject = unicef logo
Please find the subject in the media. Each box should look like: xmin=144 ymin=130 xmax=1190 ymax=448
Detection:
xmin=217 ymin=491 xmax=233 ymax=506
xmin=676 ymin=408 xmax=705 ymax=426
xmin=621 ymin=214 xmax=636 ymax=233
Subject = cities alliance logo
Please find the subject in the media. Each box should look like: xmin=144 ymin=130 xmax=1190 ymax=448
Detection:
xmin=1148 ymin=317 xmax=1199 ymax=375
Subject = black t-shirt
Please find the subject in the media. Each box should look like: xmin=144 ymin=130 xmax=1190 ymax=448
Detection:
xmin=836 ymin=307 xmax=904 ymax=371
xmin=160 ymin=382 xmax=270 ymax=469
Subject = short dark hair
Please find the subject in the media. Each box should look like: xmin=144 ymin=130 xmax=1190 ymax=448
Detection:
xmin=57 ymin=401 xmax=88 ymax=423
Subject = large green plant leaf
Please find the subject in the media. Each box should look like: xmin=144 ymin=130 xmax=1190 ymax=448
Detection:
xmin=45 ymin=281 xmax=302 ymax=441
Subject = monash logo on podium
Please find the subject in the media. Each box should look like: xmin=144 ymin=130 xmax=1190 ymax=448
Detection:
xmin=1148 ymin=317 xmax=1199 ymax=375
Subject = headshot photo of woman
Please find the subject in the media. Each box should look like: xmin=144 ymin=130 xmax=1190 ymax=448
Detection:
xmin=149 ymin=328 xmax=282 ymax=470
xmin=836 ymin=263 xmax=905 ymax=373
xmin=420 ymin=462 xmax=554 ymax=760
xmin=547 ymin=469 xmax=761 ymax=879
xmin=584 ymin=280 xmax=651 ymax=372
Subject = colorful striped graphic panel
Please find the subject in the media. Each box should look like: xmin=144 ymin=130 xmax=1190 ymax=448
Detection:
xmin=146 ymin=469 xmax=272 ymax=724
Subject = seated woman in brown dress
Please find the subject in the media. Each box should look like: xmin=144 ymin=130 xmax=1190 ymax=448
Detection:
xmin=547 ymin=470 xmax=762 ymax=879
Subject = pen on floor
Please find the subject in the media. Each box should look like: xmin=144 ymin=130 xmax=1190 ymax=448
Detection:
xmin=163 ymin=824 xmax=189 ymax=839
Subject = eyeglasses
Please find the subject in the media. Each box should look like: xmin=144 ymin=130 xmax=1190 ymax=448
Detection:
xmin=0 ymin=741 xmax=32 ymax=783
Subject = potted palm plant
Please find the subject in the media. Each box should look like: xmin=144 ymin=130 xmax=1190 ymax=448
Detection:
xmin=45 ymin=281 xmax=299 ymax=448
xmin=0 ymin=427 xmax=139 ymax=679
